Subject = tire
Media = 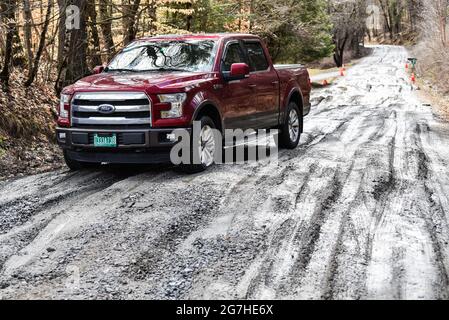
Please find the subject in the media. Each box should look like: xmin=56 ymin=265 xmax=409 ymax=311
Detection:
xmin=278 ymin=101 xmax=303 ymax=149
xmin=63 ymin=150 xmax=100 ymax=171
xmin=180 ymin=116 xmax=218 ymax=174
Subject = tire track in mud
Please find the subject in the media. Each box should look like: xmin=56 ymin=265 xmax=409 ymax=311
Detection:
xmin=360 ymin=98 xmax=449 ymax=299
xmin=321 ymin=104 xmax=402 ymax=299
xmin=332 ymin=108 xmax=413 ymax=298
xmin=0 ymin=169 xmax=177 ymax=296
xmin=241 ymin=164 xmax=320 ymax=298
xmin=279 ymin=172 xmax=344 ymax=290
xmin=0 ymin=169 xmax=171 ymax=282
xmin=151 ymin=158 xmax=321 ymax=299
xmin=412 ymin=123 xmax=449 ymax=298
xmin=120 ymin=169 xmax=262 ymax=299
xmin=0 ymin=170 xmax=144 ymax=235
xmin=199 ymin=101 xmax=379 ymax=299
xmin=241 ymin=98 xmax=388 ymax=299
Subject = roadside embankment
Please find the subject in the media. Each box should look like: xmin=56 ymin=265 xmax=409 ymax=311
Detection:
xmin=0 ymin=71 xmax=63 ymax=180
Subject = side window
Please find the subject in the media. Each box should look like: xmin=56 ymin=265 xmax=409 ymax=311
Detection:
xmin=245 ymin=42 xmax=269 ymax=72
xmin=222 ymin=43 xmax=246 ymax=72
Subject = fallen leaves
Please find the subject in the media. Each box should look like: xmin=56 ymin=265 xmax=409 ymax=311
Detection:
xmin=0 ymin=70 xmax=63 ymax=180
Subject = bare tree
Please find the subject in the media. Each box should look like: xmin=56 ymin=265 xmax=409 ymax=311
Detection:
xmin=122 ymin=0 xmax=141 ymax=45
xmin=331 ymin=0 xmax=367 ymax=67
xmin=87 ymin=0 xmax=102 ymax=67
xmin=55 ymin=0 xmax=89 ymax=94
xmin=99 ymin=0 xmax=115 ymax=60
xmin=22 ymin=0 xmax=33 ymax=72
xmin=0 ymin=0 xmax=17 ymax=90
xmin=436 ymin=0 xmax=448 ymax=45
xmin=414 ymin=0 xmax=449 ymax=92
xmin=25 ymin=0 xmax=53 ymax=87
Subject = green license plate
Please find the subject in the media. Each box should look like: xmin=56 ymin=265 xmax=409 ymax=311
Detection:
xmin=94 ymin=134 xmax=117 ymax=147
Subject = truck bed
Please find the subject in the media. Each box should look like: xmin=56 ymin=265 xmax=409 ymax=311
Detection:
xmin=274 ymin=64 xmax=311 ymax=116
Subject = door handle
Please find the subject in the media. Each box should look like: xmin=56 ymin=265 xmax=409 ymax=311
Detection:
xmin=249 ymin=84 xmax=257 ymax=88
xmin=272 ymin=81 xmax=279 ymax=86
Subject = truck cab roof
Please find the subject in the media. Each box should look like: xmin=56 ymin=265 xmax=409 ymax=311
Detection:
xmin=138 ymin=33 xmax=261 ymax=42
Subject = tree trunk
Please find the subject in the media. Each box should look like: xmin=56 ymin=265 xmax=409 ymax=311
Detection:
xmin=87 ymin=0 xmax=102 ymax=67
xmin=22 ymin=0 xmax=33 ymax=72
xmin=57 ymin=0 xmax=67 ymax=71
xmin=99 ymin=0 xmax=115 ymax=60
xmin=0 ymin=0 xmax=16 ymax=91
xmin=186 ymin=1 xmax=193 ymax=31
xmin=25 ymin=0 xmax=53 ymax=87
xmin=55 ymin=0 xmax=89 ymax=94
xmin=438 ymin=0 xmax=448 ymax=45
xmin=123 ymin=0 xmax=141 ymax=45
xmin=147 ymin=0 xmax=157 ymax=35
xmin=333 ymin=33 xmax=348 ymax=67
xmin=379 ymin=0 xmax=393 ymax=40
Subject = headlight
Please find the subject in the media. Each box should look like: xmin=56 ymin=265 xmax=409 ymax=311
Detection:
xmin=158 ymin=93 xmax=186 ymax=119
xmin=59 ymin=94 xmax=71 ymax=119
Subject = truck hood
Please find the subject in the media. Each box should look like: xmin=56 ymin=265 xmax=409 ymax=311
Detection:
xmin=66 ymin=71 xmax=216 ymax=93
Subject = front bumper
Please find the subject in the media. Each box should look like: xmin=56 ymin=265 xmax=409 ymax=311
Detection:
xmin=56 ymin=127 xmax=190 ymax=164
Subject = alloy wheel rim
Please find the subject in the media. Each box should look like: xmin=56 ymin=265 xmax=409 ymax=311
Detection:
xmin=200 ymin=125 xmax=216 ymax=167
xmin=288 ymin=109 xmax=300 ymax=142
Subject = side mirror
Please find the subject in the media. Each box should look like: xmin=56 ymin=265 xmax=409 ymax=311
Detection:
xmin=93 ymin=65 xmax=104 ymax=74
xmin=223 ymin=63 xmax=250 ymax=81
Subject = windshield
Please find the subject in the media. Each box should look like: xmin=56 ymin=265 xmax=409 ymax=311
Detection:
xmin=106 ymin=40 xmax=218 ymax=73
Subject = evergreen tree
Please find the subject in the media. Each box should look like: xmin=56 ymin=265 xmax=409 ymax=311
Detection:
xmin=251 ymin=0 xmax=334 ymax=63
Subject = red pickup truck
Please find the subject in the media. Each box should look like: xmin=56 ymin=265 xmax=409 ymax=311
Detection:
xmin=56 ymin=34 xmax=311 ymax=172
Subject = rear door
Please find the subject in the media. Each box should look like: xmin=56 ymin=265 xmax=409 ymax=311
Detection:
xmin=243 ymin=40 xmax=280 ymax=128
xmin=220 ymin=40 xmax=257 ymax=130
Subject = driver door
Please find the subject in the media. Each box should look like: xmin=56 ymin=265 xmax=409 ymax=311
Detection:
xmin=219 ymin=41 xmax=256 ymax=130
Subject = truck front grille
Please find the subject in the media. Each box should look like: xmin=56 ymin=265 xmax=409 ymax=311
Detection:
xmin=71 ymin=92 xmax=152 ymax=127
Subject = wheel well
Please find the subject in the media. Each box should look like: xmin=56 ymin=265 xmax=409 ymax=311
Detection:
xmin=289 ymin=91 xmax=303 ymax=111
xmin=195 ymin=105 xmax=223 ymax=133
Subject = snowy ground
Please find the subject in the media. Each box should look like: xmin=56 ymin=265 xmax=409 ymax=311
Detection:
xmin=1 ymin=46 xmax=449 ymax=300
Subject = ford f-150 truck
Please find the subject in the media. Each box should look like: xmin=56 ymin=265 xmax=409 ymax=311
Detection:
xmin=56 ymin=34 xmax=311 ymax=172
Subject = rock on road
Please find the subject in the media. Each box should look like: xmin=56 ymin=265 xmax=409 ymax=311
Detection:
xmin=1 ymin=46 xmax=449 ymax=300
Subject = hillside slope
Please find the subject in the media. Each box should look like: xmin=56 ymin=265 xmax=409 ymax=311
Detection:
xmin=0 ymin=72 xmax=63 ymax=180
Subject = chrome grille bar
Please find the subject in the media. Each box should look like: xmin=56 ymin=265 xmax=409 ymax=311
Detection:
xmin=73 ymin=92 xmax=149 ymax=101
xmin=72 ymin=105 xmax=150 ymax=112
xmin=71 ymin=117 xmax=152 ymax=125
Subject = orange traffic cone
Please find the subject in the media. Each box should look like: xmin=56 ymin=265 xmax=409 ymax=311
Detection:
xmin=406 ymin=63 xmax=409 ymax=70
xmin=411 ymin=73 xmax=416 ymax=83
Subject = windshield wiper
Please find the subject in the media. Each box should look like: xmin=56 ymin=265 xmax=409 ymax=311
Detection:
xmin=151 ymin=67 xmax=190 ymax=72
xmin=105 ymin=67 xmax=190 ymax=73
xmin=105 ymin=68 xmax=139 ymax=73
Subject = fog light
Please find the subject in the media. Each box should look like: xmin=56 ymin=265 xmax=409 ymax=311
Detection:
xmin=166 ymin=133 xmax=177 ymax=142
xmin=59 ymin=133 xmax=66 ymax=140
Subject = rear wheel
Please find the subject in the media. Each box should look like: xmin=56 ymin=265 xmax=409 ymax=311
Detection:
xmin=180 ymin=116 xmax=218 ymax=174
xmin=278 ymin=101 xmax=303 ymax=149
xmin=63 ymin=150 xmax=100 ymax=171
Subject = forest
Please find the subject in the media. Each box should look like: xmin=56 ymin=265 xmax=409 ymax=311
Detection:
xmin=0 ymin=0 xmax=446 ymax=92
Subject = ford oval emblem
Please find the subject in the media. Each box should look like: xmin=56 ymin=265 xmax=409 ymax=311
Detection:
xmin=98 ymin=104 xmax=116 ymax=114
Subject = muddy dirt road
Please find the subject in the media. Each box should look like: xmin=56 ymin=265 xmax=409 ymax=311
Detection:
xmin=1 ymin=46 xmax=449 ymax=300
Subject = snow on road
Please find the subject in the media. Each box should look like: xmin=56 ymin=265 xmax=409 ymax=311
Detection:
xmin=1 ymin=46 xmax=449 ymax=300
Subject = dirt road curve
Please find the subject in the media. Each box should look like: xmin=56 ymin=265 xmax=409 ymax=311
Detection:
xmin=1 ymin=46 xmax=449 ymax=300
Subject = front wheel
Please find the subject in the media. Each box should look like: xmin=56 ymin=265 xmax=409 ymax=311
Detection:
xmin=180 ymin=116 xmax=218 ymax=174
xmin=278 ymin=102 xmax=303 ymax=149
